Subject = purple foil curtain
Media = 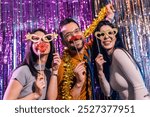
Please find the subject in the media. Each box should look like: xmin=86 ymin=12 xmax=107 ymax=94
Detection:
xmin=0 ymin=0 xmax=94 ymax=99
xmin=113 ymin=0 xmax=150 ymax=91
xmin=0 ymin=0 xmax=150 ymax=99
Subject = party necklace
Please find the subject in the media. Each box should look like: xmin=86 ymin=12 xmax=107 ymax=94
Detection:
xmin=60 ymin=50 xmax=75 ymax=100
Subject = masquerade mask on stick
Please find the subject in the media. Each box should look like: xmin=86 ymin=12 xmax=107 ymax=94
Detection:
xmin=26 ymin=32 xmax=58 ymax=53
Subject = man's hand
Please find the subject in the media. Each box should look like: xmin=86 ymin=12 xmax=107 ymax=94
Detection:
xmin=106 ymin=3 xmax=115 ymax=22
xmin=73 ymin=61 xmax=86 ymax=87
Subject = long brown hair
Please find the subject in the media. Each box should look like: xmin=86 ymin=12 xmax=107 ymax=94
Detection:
xmin=21 ymin=28 xmax=55 ymax=77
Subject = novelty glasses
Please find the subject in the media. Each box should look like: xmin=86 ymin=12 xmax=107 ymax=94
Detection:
xmin=25 ymin=33 xmax=58 ymax=43
xmin=95 ymin=28 xmax=118 ymax=40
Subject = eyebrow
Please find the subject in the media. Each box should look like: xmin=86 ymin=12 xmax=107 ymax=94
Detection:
xmin=63 ymin=28 xmax=80 ymax=33
xmin=64 ymin=32 xmax=72 ymax=35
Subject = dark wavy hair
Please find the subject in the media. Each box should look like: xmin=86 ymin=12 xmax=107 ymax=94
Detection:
xmin=20 ymin=28 xmax=55 ymax=77
xmin=93 ymin=20 xmax=125 ymax=77
xmin=92 ymin=20 xmax=125 ymax=99
xmin=94 ymin=20 xmax=125 ymax=53
xmin=59 ymin=18 xmax=79 ymax=40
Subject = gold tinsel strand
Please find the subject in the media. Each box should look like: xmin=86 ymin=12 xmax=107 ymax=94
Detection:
xmin=61 ymin=50 xmax=75 ymax=100
xmin=84 ymin=7 xmax=107 ymax=38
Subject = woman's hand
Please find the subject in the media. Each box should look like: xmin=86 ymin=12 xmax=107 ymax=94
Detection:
xmin=34 ymin=73 xmax=45 ymax=98
xmin=52 ymin=53 xmax=61 ymax=73
xmin=95 ymin=54 xmax=106 ymax=74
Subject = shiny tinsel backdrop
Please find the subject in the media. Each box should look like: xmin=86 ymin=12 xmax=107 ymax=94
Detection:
xmin=0 ymin=0 xmax=149 ymax=99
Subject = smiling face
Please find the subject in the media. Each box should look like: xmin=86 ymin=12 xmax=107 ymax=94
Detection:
xmin=32 ymin=31 xmax=51 ymax=56
xmin=61 ymin=22 xmax=84 ymax=52
xmin=96 ymin=25 xmax=117 ymax=55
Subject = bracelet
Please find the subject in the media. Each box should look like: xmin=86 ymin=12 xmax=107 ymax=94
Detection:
xmin=144 ymin=93 xmax=150 ymax=97
xmin=51 ymin=73 xmax=58 ymax=77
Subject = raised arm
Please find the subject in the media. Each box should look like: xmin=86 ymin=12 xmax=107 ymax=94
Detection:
xmin=47 ymin=53 xmax=61 ymax=100
xmin=95 ymin=54 xmax=111 ymax=97
xmin=105 ymin=3 xmax=115 ymax=23
xmin=70 ymin=61 xmax=86 ymax=99
xmin=3 ymin=67 xmax=45 ymax=100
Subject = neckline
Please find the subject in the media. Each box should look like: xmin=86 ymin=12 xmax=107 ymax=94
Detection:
xmin=34 ymin=64 xmax=46 ymax=71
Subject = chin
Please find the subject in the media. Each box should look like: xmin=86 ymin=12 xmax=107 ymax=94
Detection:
xmin=69 ymin=45 xmax=83 ymax=52
xmin=40 ymin=53 xmax=49 ymax=56
xmin=38 ymin=51 xmax=49 ymax=55
xmin=103 ymin=44 xmax=114 ymax=49
xmin=77 ymin=47 xmax=83 ymax=51
xmin=78 ymin=41 xmax=84 ymax=49
xmin=104 ymin=47 xmax=112 ymax=50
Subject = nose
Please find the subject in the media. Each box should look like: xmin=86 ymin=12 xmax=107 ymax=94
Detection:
xmin=38 ymin=40 xmax=46 ymax=45
xmin=103 ymin=34 xmax=109 ymax=40
xmin=39 ymin=39 xmax=42 ymax=42
xmin=72 ymin=31 xmax=77 ymax=37
xmin=68 ymin=33 xmax=76 ymax=41
xmin=39 ymin=38 xmax=46 ymax=43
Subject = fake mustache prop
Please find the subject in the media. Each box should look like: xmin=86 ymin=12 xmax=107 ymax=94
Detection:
xmin=69 ymin=35 xmax=94 ymax=49
xmin=69 ymin=35 xmax=82 ymax=42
